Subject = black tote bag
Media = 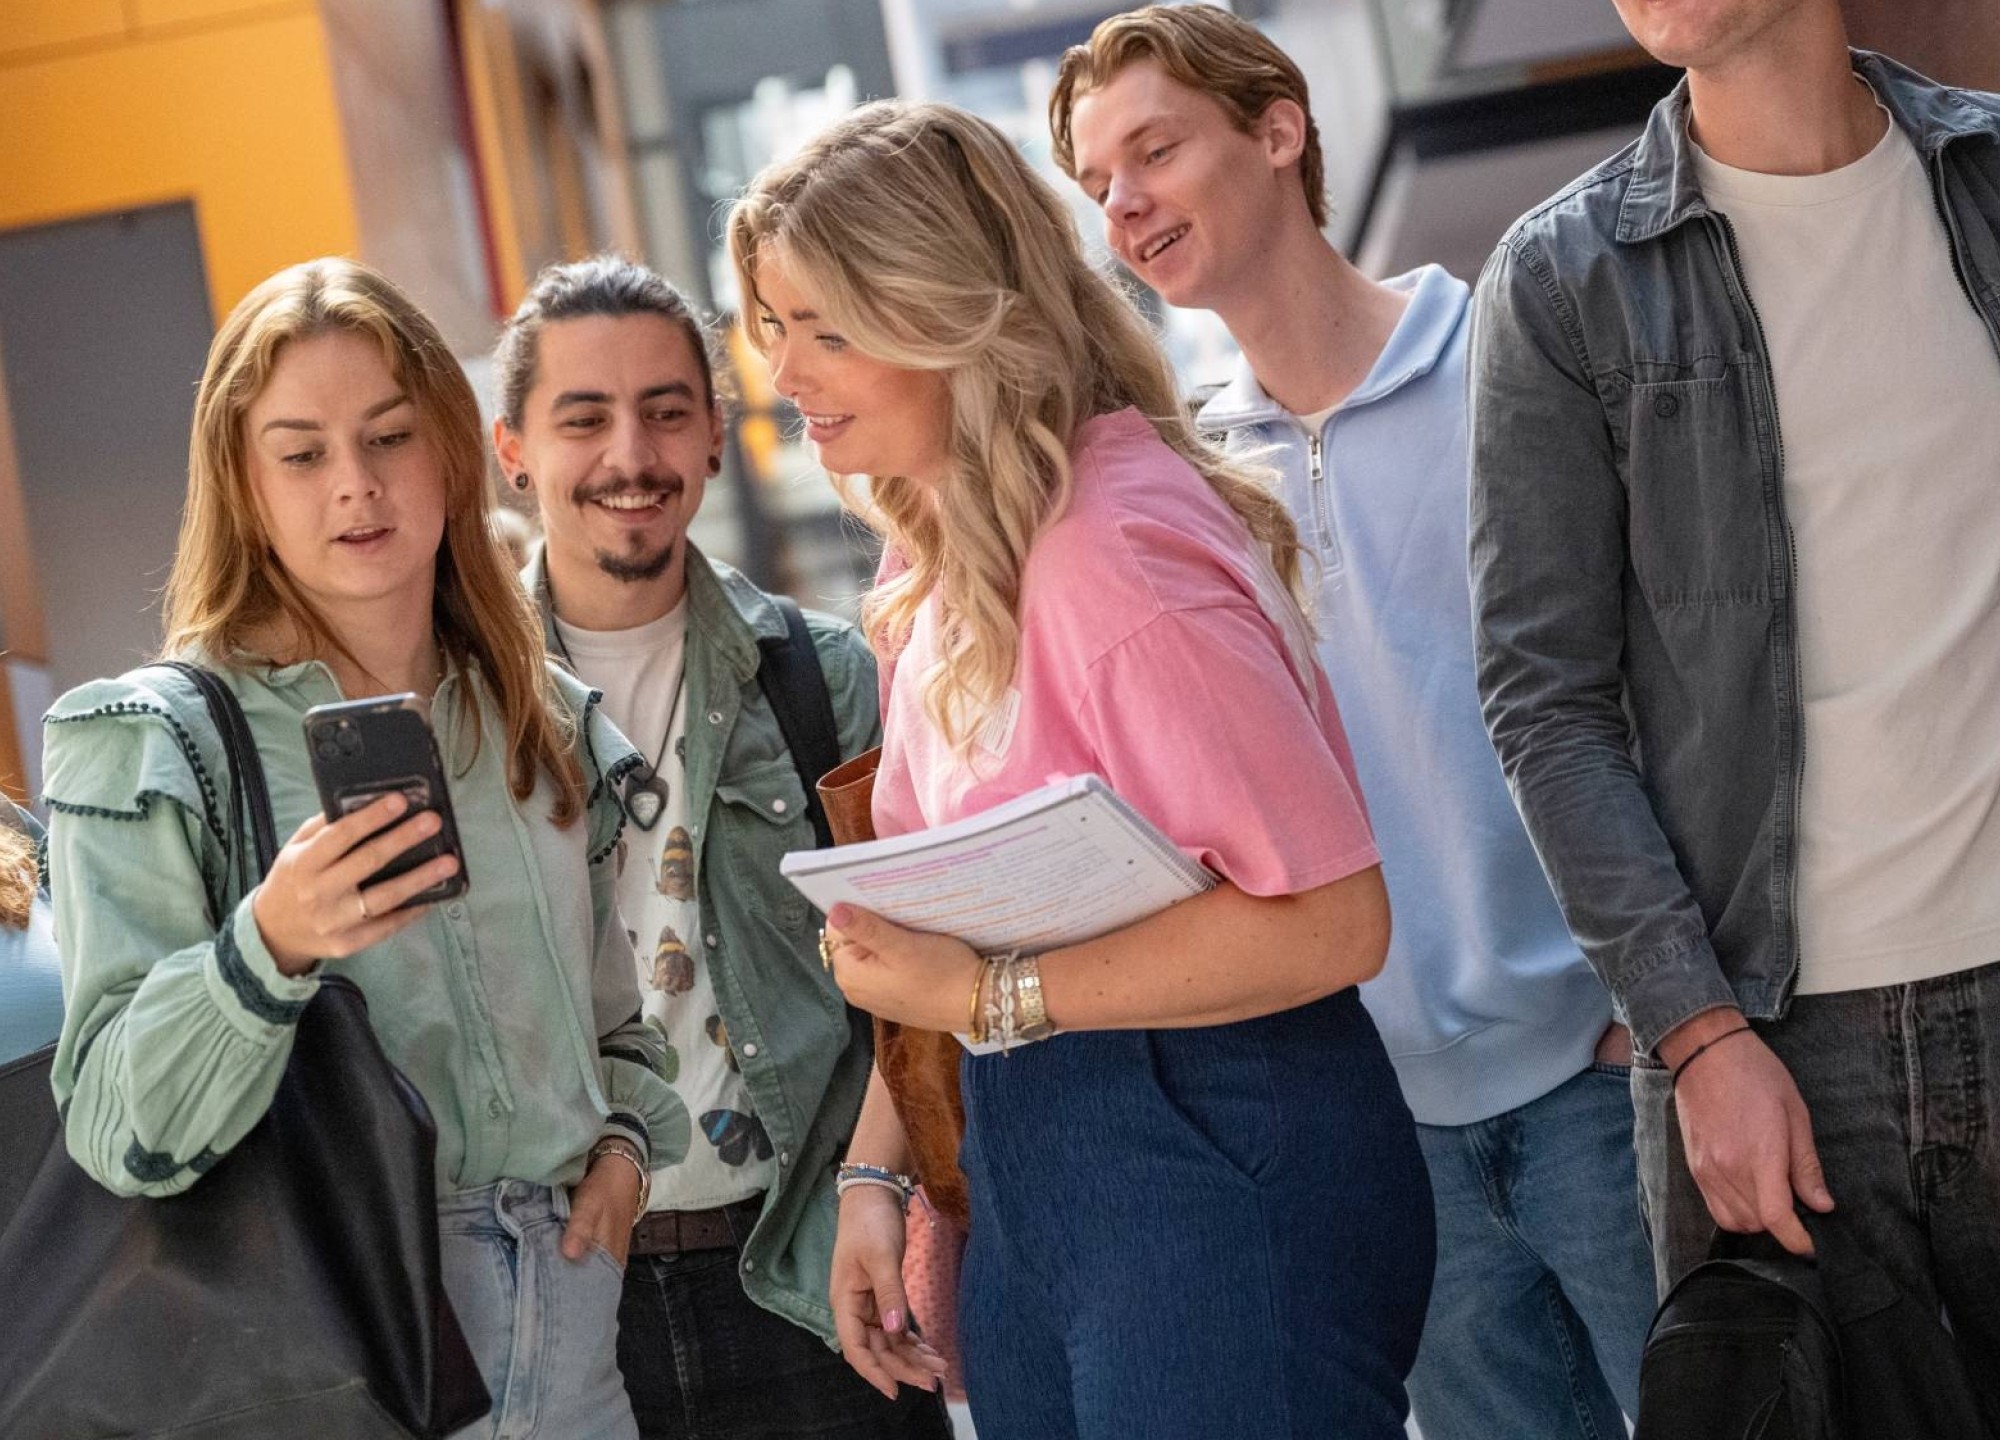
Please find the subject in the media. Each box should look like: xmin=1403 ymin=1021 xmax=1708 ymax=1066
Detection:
xmin=0 ymin=662 xmax=491 ymax=1439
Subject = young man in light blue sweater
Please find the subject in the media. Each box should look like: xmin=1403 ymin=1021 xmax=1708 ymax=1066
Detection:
xmin=1054 ymin=10 xmax=1656 ymax=1437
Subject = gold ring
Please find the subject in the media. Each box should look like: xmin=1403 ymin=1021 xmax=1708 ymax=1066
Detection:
xmin=817 ymin=929 xmax=835 ymax=971
xmin=357 ymin=892 xmax=372 ymax=923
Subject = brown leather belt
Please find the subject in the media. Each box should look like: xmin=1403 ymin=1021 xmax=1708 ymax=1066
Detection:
xmin=629 ymin=1194 xmax=765 ymax=1257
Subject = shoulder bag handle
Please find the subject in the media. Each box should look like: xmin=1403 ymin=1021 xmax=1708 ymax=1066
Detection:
xmin=153 ymin=661 xmax=279 ymax=895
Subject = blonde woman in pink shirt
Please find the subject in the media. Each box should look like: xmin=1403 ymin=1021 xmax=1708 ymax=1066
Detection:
xmin=728 ymin=101 xmax=1433 ymax=1440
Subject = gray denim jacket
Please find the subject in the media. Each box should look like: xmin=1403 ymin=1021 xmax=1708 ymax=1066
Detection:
xmin=1468 ymin=52 xmax=2000 ymax=1055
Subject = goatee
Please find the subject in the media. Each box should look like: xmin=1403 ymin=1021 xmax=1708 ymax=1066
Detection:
xmin=596 ymin=539 xmax=676 ymax=583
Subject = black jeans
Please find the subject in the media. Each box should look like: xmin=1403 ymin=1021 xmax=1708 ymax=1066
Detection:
xmin=1633 ymin=958 xmax=2000 ymax=1431
xmin=616 ymin=1246 xmax=953 ymax=1440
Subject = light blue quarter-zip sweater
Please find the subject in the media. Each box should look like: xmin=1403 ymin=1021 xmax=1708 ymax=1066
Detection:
xmin=1199 ymin=264 xmax=1611 ymax=1126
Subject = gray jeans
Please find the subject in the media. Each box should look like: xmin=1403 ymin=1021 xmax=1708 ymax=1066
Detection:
xmin=1632 ymin=959 xmax=2000 ymax=1425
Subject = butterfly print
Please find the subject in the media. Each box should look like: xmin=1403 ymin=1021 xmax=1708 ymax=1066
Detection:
xmin=700 ymin=1108 xmax=772 ymax=1167
xmin=704 ymin=1013 xmax=741 ymax=1073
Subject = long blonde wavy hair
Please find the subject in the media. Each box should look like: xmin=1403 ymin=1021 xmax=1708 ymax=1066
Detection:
xmin=0 ymin=822 xmax=31 ymax=930
xmin=727 ymin=101 xmax=1302 ymax=747
xmin=162 ymin=258 xmax=585 ymax=825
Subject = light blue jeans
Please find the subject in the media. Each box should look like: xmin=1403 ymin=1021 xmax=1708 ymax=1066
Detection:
xmin=439 ymin=1180 xmax=638 ymax=1440
xmin=1406 ymin=1063 xmax=1654 ymax=1440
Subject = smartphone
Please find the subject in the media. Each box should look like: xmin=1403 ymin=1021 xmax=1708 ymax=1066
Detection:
xmin=302 ymin=694 xmax=469 ymax=908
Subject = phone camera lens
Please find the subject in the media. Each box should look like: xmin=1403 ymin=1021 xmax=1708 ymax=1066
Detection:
xmin=314 ymin=740 xmax=340 ymax=761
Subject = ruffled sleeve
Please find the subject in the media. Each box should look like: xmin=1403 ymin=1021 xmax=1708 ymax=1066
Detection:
xmin=43 ymin=676 xmax=228 ymax=842
xmin=41 ymin=670 xmax=320 ymax=1198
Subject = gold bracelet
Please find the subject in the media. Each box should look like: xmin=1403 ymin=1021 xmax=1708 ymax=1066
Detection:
xmin=587 ymin=1137 xmax=652 ymax=1224
xmin=968 ymin=957 xmax=997 ymax=1043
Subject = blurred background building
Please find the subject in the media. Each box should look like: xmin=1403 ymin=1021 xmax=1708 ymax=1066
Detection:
xmin=2 ymin=0 xmax=1997 ymax=804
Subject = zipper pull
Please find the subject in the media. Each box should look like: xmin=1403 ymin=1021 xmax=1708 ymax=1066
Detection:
xmin=1308 ymin=430 xmax=1325 ymax=482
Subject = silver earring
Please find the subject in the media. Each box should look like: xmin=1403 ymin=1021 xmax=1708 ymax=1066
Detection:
xmin=513 ymin=473 xmax=531 ymax=491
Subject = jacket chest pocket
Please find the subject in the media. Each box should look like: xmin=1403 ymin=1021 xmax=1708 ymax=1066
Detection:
xmin=714 ymin=759 xmax=815 ymax=928
xmin=1610 ymin=360 xmax=1774 ymax=610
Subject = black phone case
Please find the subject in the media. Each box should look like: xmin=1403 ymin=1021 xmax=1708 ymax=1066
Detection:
xmin=303 ymin=694 xmax=469 ymax=908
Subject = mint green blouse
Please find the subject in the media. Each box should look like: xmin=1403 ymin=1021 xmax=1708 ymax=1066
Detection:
xmin=41 ymin=658 xmax=689 ymax=1197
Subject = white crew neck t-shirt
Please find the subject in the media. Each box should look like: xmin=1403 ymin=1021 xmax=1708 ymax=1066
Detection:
xmin=1693 ymin=105 xmax=2000 ymax=994
xmin=555 ymin=601 xmax=776 ymax=1208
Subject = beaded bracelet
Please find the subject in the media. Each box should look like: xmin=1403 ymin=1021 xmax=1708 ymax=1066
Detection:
xmin=996 ymin=956 xmax=1020 ymax=1054
xmin=969 ymin=950 xmax=1022 ymax=1050
xmin=835 ymin=1162 xmax=917 ymax=1211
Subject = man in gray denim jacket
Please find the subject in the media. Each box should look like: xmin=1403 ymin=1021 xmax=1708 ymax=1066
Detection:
xmin=1469 ymin=0 xmax=2000 ymax=1397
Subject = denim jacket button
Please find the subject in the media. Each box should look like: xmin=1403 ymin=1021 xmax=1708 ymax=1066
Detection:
xmin=1654 ymin=392 xmax=1680 ymax=418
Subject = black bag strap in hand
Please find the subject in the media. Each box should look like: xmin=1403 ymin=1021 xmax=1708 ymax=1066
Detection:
xmin=755 ymin=596 xmax=842 ymax=850
xmin=154 ymin=661 xmax=278 ymax=893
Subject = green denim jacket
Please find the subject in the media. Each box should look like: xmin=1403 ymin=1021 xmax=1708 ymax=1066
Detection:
xmin=41 ymin=658 xmax=688 ymax=1198
xmin=525 ymin=544 xmax=881 ymax=1344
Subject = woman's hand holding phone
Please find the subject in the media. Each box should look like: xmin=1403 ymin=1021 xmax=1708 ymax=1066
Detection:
xmin=251 ymin=792 xmax=462 ymax=975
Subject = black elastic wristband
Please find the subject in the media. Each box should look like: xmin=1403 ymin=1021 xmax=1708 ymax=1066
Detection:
xmin=1669 ymin=1023 xmax=1753 ymax=1090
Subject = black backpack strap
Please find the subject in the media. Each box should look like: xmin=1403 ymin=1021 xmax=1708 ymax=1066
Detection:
xmin=754 ymin=597 xmax=841 ymax=850
xmin=153 ymin=661 xmax=279 ymax=896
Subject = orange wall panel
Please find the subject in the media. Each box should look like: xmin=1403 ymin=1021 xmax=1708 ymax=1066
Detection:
xmin=0 ymin=7 xmax=360 ymax=320
xmin=134 ymin=0 xmax=302 ymax=25
xmin=0 ymin=0 xmax=125 ymax=60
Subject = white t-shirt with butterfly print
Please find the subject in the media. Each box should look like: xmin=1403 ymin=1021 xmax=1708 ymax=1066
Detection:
xmin=554 ymin=603 xmax=777 ymax=1210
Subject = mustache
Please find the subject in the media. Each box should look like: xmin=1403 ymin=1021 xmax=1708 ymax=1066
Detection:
xmin=574 ymin=473 xmax=687 ymax=505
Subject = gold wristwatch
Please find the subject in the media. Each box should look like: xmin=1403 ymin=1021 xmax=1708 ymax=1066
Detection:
xmin=1013 ymin=954 xmax=1055 ymax=1042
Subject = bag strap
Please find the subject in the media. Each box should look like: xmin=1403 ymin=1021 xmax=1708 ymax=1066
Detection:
xmin=754 ymin=597 xmax=841 ymax=850
xmin=153 ymin=661 xmax=279 ymax=896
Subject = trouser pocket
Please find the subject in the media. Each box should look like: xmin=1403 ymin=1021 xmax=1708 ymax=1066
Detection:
xmin=1144 ymin=1022 xmax=1280 ymax=1186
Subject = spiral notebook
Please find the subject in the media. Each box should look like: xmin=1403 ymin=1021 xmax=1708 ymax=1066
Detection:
xmin=780 ymin=771 xmax=1215 ymax=961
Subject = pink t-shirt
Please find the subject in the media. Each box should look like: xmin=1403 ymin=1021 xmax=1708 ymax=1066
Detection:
xmin=871 ymin=408 xmax=1378 ymax=896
